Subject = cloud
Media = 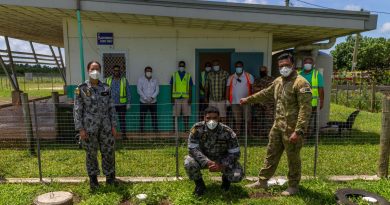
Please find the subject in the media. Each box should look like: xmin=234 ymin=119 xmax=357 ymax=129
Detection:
xmin=381 ymin=22 xmax=390 ymax=34
xmin=343 ymin=4 xmax=361 ymax=11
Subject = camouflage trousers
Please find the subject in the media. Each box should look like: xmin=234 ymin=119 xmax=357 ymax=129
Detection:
xmin=82 ymin=130 xmax=116 ymax=176
xmin=184 ymin=155 xmax=244 ymax=183
xmin=258 ymin=127 xmax=303 ymax=188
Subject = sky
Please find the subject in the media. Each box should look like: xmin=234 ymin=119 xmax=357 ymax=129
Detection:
xmin=0 ymin=0 xmax=389 ymax=55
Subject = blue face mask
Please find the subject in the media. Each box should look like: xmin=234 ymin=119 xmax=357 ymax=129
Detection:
xmin=235 ymin=67 xmax=243 ymax=74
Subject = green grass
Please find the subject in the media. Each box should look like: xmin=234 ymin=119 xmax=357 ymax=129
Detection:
xmin=0 ymin=144 xmax=380 ymax=178
xmin=0 ymin=76 xmax=64 ymax=102
xmin=0 ymin=179 xmax=389 ymax=205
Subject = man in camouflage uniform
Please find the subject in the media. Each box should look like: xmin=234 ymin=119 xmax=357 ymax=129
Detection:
xmin=74 ymin=61 xmax=118 ymax=190
xmin=184 ymin=106 xmax=244 ymax=196
xmin=252 ymin=66 xmax=275 ymax=137
xmin=241 ymin=53 xmax=312 ymax=196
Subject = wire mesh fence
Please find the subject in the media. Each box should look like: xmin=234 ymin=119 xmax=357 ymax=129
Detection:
xmin=0 ymin=99 xmax=385 ymax=180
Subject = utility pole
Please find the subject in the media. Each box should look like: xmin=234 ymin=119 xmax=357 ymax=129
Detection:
xmin=285 ymin=0 xmax=290 ymax=7
xmin=351 ymin=33 xmax=361 ymax=71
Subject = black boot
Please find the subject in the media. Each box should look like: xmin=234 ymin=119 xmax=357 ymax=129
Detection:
xmin=89 ymin=175 xmax=99 ymax=191
xmin=106 ymin=173 xmax=117 ymax=186
xmin=221 ymin=175 xmax=231 ymax=191
xmin=194 ymin=178 xmax=206 ymax=196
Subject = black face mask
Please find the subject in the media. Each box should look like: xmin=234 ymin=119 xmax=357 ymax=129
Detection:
xmin=260 ymin=71 xmax=267 ymax=78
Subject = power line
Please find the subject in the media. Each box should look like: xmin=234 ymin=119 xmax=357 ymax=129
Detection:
xmin=294 ymin=0 xmax=390 ymax=15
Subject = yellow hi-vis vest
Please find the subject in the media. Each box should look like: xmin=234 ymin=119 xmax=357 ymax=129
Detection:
xmin=299 ymin=69 xmax=319 ymax=107
xmin=172 ymin=71 xmax=190 ymax=98
xmin=106 ymin=76 xmax=127 ymax=104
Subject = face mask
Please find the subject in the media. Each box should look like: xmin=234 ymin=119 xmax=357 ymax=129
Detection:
xmin=213 ymin=66 xmax=220 ymax=72
xmin=235 ymin=67 xmax=243 ymax=74
xmin=179 ymin=67 xmax=185 ymax=72
xmin=205 ymin=67 xmax=212 ymax=72
xmin=145 ymin=72 xmax=152 ymax=78
xmin=206 ymin=120 xmax=218 ymax=130
xmin=303 ymin=64 xmax=313 ymax=71
xmin=260 ymin=71 xmax=267 ymax=77
xmin=279 ymin=66 xmax=293 ymax=77
xmin=89 ymin=70 xmax=100 ymax=80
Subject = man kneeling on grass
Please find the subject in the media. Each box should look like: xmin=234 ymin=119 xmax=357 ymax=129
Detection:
xmin=184 ymin=106 xmax=244 ymax=196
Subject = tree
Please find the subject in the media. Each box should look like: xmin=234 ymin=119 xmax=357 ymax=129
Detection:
xmin=331 ymin=35 xmax=390 ymax=70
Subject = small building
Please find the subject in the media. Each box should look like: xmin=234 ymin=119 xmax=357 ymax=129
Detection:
xmin=0 ymin=0 xmax=377 ymax=128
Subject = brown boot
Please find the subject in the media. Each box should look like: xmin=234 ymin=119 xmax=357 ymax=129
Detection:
xmin=281 ymin=187 xmax=299 ymax=196
xmin=245 ymin=179 xmax=268 ymax=189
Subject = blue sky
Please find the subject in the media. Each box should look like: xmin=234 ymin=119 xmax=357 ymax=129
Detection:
xmin=211 ymin=0 xmax=390 ymax=50
xmin=1 ymin=0 xmax=389 ymax=55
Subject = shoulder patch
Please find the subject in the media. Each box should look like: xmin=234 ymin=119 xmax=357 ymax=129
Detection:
xmin=190 ymin=127 xmax=197 ymax=135
xmin=300 ymin=87 xmax=312 ymax=93
xmin=74 ymin=88 xmax=80 ymax=96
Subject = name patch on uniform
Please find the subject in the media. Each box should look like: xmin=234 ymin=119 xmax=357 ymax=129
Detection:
xmin=101 ymin=91 xmax=109 ymax=96
xmin=300 ymin=87 xmax=312 ymax=93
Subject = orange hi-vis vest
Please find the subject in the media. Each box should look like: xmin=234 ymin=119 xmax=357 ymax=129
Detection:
xmin=229 ymin=72 xmax=251 ymax=104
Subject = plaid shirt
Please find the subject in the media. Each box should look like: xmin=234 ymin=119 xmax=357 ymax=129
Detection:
xmin=206 ymin=70 xmax=229 ymax=101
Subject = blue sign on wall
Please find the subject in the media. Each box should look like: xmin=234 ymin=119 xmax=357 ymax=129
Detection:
xmin=97 ymin=32 xmax=113 ymax=45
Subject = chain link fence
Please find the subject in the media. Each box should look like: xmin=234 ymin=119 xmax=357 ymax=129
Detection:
xmin=0 ymin=98 xmax=386 ymax=180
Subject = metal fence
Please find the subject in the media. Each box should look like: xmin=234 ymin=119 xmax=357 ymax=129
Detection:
xmin=0 ymin=99 xmax=385 ymax=180
xmin=0 ymin=73 xmax=64 ymax=92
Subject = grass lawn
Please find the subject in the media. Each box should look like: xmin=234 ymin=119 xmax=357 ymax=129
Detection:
xmin=0 ymin=76 xmax=64 ymax=103
xmin=0 ymin=179 xmax=389 ymax=205
xmin=0 ymin=144 xmax=380 ymax=178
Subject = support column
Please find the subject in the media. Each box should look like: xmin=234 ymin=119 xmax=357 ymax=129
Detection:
xmin=378 ymin=95 xmax=390 ymax=178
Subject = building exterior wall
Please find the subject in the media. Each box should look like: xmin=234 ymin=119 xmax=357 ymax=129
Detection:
xmin=63 ymin=18 xmax=272 ymax=130
xmin=64 ymin=18 xmax=272 ymax=86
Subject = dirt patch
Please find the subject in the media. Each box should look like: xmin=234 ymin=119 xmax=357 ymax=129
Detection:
xmin=249 ymin=191 xmax=276 ymax=199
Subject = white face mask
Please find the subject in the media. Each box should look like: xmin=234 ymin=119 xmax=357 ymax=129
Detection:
xmin=236 ymin=67 xmax=243 ymax=74
xmin=303 ymin=64 xmax=313 ymax=71
xmin=205 ymin=67 xmax=212 ymax=72
xmin=279 ymin=66 xmax=293 ymax=77
xmin=206 ymin=120 xmax=218 ymax=130
xmin=213 ymin=66 xmax=220 ymax=72
xmin=89 ymin=70 xmax=100 ymax=80
xmin=179 ymin=67 xmax=185 ymax=72
xmin=145 ymin=72 xmax=152 ymax=78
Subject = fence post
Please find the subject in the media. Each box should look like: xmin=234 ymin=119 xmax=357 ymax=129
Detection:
xmin=52 ymin=92 xmax=59 ymax=138
xmin=335 ymin=84 xmax=338 ymax=104
xmin=371 ymin=82 xmax=376 ymax=112
xmin=175 ymin=116 xmax=179 ymax=178
xmin=244 ymin=105 xmax=248 ymax=177
xmin=346 ymin=82 xmax=349 ymax=106
xmin=32 ymin=101 xmax=43 ymax=182
xmin=313 ymin=105 xmax=320 ymax=177
xmin=378 ymin=95 xmax=390 ymax=178
xmin=21 ymin=93 xmax=35 ymax=155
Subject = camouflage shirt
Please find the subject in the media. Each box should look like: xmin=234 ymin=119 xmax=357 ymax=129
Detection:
xmin=246 ymin=71 xmax=312 ymax=136
xmin=74 ymin=80 xmax=117 ymax=133
xmin=188 ymin=122 xmax=240 ymax=168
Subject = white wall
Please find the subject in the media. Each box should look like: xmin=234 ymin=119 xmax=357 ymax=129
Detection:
xmin=64 ymin=18 xmax=272 ymax=85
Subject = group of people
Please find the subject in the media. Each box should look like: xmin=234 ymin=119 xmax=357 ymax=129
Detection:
xmin=73 ymin=52 xmax=324 ymax=197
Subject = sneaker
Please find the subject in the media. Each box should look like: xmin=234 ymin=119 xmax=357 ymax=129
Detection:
xmin=245 ymin=180 xmax=268 ymax=189
xmin=281 ymin=187 xmax=299 ymax=196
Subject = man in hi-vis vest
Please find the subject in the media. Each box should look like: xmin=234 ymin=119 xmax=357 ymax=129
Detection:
xmin=170 ymin=61 xmax=193 ymax=131
xmin=298 ymin=57 xmax=324 ymax=138
xmin=106 ymin=65 xmax=131 ymax=139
